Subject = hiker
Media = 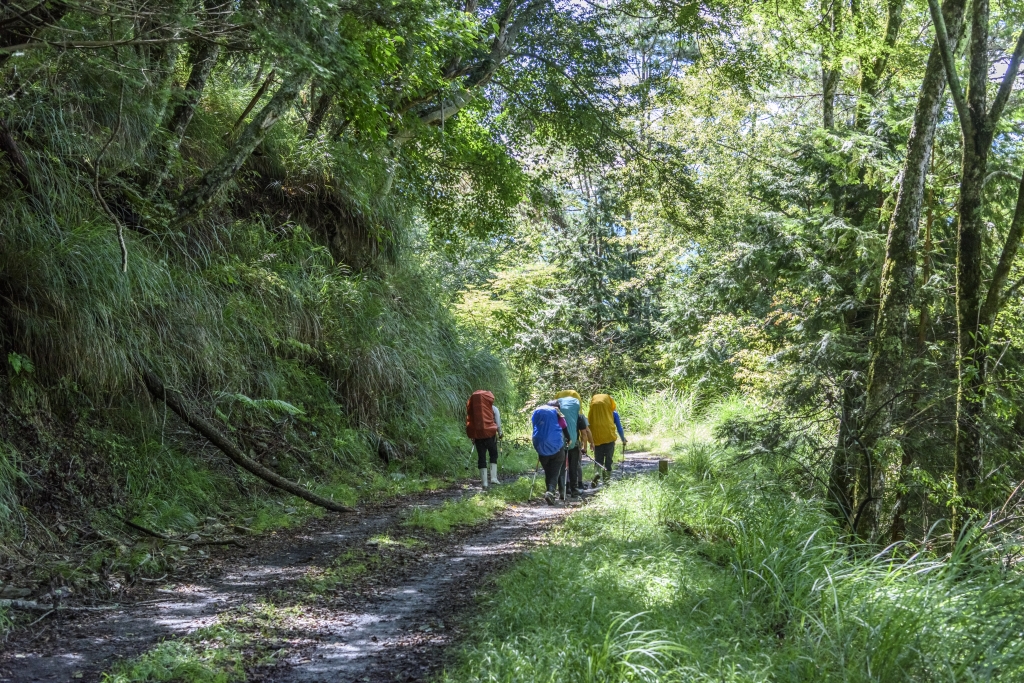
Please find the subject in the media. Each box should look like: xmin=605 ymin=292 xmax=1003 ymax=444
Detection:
xmin=588 ymin=393 xmax=626 ymax=486
xmin=532 ymin=400 xmax=570 ymax=505
xmin=555 ymin=391 xmax=593 ymax=498
xmin=466 ymin=390 xmax=503 ymax=489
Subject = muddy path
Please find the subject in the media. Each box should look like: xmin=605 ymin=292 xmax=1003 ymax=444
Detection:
xmin=1 ymin=455 xmax=659 ymax=682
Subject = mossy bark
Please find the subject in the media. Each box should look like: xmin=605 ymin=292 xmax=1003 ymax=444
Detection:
xmin=857 ymin=0 xmax=966 ymax=540
xmin=177 ymin=71 xmax=307 ymax=218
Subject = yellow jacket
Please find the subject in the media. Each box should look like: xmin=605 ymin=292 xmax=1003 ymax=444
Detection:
xmin=588 ymin=394 xmax=618 ymax=446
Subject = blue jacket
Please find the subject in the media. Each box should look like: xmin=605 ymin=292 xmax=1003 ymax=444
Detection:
xmin=531 ymin=405 xmax=565 ymax=457
xmin=557 ymin=397 xmax=581 ymax=448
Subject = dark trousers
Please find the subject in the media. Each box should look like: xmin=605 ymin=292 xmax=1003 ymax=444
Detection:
xmin=539 ymin=448 xmax=566 ymax=494
xmin=567 ymin=445 xmax=582 ymax=492
xmin=594 ymin=442 xmax=615 ymax=481
xmin=474 ymin=436 xmax=498 ymax=468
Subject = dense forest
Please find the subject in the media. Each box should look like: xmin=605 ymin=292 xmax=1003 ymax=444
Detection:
xmin=2 ymin=0 xmax=1024 ymax=679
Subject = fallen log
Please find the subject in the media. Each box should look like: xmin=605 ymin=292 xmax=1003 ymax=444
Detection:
xmin=139 ymin=366 xmax=353 ymax=513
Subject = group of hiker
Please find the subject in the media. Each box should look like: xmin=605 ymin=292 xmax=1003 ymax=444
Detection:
xmin=465 ymin=390 xmax=626 ymax=505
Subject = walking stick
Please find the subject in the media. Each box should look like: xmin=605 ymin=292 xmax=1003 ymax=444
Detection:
xmin=529 ymin=459 xmax=540 ymax=501
xmin=563 ymin=448 xmax=569 ymax=502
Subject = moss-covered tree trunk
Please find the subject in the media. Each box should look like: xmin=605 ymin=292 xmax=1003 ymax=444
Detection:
xmin=177 ymin=71 xmax=307 ymax=218
xmin=144 ymin=37 xmax=221 ymax=193
xmin=927 ymin=0 xmax=1024 ymax=504
xmin=857 ymin=0 xmax=966 ymax=540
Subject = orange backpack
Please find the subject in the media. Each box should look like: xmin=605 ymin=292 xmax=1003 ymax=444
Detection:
xmin=466 ymin=390 xmax=498 ymax=439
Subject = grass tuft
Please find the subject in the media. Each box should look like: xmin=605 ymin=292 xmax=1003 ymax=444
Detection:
xmin=444 ymin=400 xmax=1024 ymax=683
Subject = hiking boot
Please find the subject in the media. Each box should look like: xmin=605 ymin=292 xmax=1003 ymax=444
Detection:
xmin=480 ymin=468 xmax=488 ymax=489
xmin=543 ymin=491 xmax=556 ymax=506
xmin=489 ymin=463 xmax=500 ymax=485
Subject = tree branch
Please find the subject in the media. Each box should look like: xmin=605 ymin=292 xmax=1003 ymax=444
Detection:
xmin=139 ymin=365 xmax=353 ymax=513
xmin=989 ymin=28 xmax=1024 ymax=124
xmin=0 ymin=36 xmax=195 ymax=54
xmin=228 ymin=70 xmax=276 ymax=137
xmin=396 ymin=0 xmax=551 ymax=133
xmin=90 ymin=79 xmax=129 ymax=273
xmin=927 ymin=0 xmax=970 ymax=133
xmin=984 ymin=170 xmax=1019 ymax=187
xmin=981 ymin=169 xmax=1024 ymax=325
xmin=1003 ymin=273 xmax=1024 ymax=302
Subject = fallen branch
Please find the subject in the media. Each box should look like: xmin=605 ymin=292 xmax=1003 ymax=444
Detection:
xmin=0 ymin=599 xmax=118 ymax=612
xmin=26 ymin=609 xmax=54 ymax=627
xmin=139 ymin=366 xmax=353 ymax=513
xmin=115 ymin=516 xmax=246 ymax=546
xmin=115 ymin=515 xmax=169 ymax=540
xmin=192 ymin=538 xmax=247 ymax=548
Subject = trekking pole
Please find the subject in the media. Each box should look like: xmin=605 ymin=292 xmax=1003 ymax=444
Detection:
xmin=495 ymin=433 xmax=500 ymax=483
xmin=564 ymin=434 xmax=574 ymax=500
xmin=529 ymin=459 xmax=541 ymax=501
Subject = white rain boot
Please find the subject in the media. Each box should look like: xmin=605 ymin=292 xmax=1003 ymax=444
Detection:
xmin=490 ymin=463 xmax=500 ymax=485
xmin=480 ymin=468 xmax=489 ymax=489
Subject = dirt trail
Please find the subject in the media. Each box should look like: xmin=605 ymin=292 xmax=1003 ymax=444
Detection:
xmin=1 ymin=455 xmax=659 ymax=683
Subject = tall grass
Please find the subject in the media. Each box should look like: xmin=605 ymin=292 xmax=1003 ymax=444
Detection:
xmin=0 ymin=35 xmax=508 ymax=543
xmin=444 ymin=403 xmax=1024 ymax=683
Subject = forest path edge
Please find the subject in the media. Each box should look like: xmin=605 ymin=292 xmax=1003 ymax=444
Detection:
xmin=1 ymin=454 xmax=660 ymax=683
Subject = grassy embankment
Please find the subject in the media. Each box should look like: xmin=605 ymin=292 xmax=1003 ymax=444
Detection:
xmin=443 ymin=393 xmax=1024 ymax=682
xmin=0 ymin=59 xmax=516 ymax=631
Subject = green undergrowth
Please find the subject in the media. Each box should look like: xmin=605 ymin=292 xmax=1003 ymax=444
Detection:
xmin=101 ymin=602 xmax=292 ymax=683
xmin=0 ymin=46 xmax=510 ymax=598
xmin=299 ymin=547 xmax=378 ymax=594
xmin=404 ymin=475 xmax=538 ymax=534
xmin=444 ymin=411 xmax=1024 ymax=682
xmin=299 ymin=533 xmax=427 ymax=595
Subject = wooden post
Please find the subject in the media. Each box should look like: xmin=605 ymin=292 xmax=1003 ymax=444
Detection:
xmin=659 ymin=459 xmax=669 ymax=477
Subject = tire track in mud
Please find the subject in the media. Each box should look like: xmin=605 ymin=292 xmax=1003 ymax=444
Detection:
xmin=1 ymin=456 xmax=659 ymax=683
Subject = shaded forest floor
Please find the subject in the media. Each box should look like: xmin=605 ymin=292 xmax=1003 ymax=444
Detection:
xmin=1 ymin=456 xmax=660 ymax=682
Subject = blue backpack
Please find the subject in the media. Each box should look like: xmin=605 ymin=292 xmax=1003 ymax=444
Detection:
xmin=531 ymin=405 xmax=564 ymax=457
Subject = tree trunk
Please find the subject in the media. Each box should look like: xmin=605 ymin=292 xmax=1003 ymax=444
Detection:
xmin=306 ymin=89 xmax=332 ymax=138
xmin=928 ymin=0 xmax=1024 ymax=505
xmin=953 ymin=0 xmax=996 ymax=499
xmin=177 ymin=71 xmax=306 ymax=218
xmin=140 ymin=366 xmax=353 ymax=513
xmin=0 ymin=118 xmax=35 ymax=194
xmin=917 ymin=198 xmax=934 ymax=350
xmin=145 ymin=37 xmax=221 ymax=193
xmin=828 ymin=383 xmax=857 ymax=527
xmin=887 ymin=450 xmax=914 ymax=543
xmin=857 ymin=0 xmax=966 ymax=539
